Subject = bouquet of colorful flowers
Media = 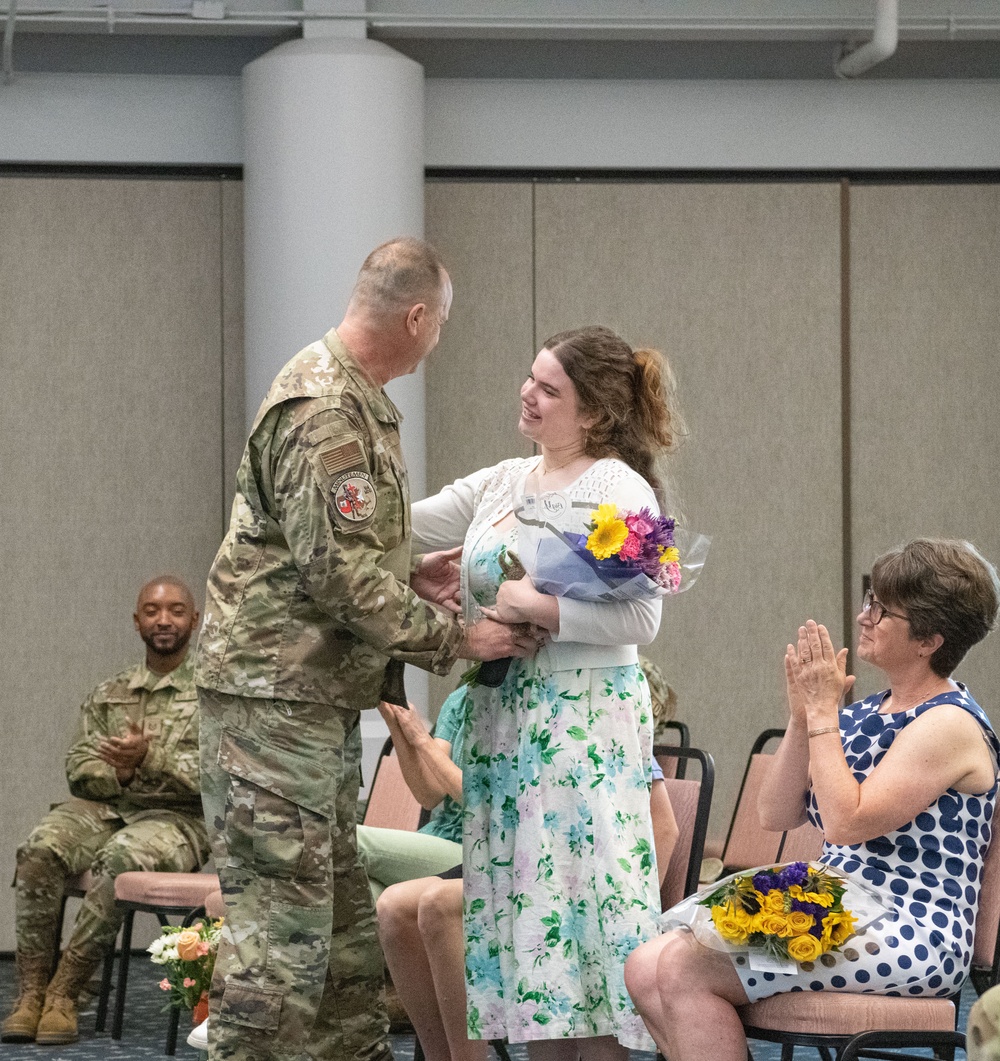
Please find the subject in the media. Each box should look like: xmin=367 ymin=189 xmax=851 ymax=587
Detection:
xmin=662 ymin=862 xmax=893 ymax=972
xmin=513 ymin=489 xmax=710 ymax=604
xmin=463 ymin=485 xmax=709 ymax=688
xmin=148 ymin=918 xmax=223 ymax=1018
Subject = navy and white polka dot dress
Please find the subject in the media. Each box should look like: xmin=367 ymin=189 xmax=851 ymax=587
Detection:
xmin=736 ymin=685 xmax=998 ymax=1002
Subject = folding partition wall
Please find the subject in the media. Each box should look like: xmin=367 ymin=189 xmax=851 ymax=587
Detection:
xmin=0 ymin=174 xmax=243 ymax=950
xmin=426 ymin=178 xmax=1000 ymax=838
xmin=1 ymin=174 xmax=997 ymax=950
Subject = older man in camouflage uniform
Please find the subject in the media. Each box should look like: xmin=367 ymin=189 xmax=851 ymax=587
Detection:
xmin=195 ymin=237 xmax=532 ymax=1061
xmin=2 ymin=576 xmax=209 ymax=1046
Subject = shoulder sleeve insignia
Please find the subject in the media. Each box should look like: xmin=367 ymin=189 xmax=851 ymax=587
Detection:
xmin=333 ymin=471 xmax=377 ymax=523
xmin=319 ymin=440 xmax=366 ymax=477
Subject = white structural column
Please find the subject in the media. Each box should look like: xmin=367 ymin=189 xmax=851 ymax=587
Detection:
xmin=242 ymin=37 xmax=430 ymax=777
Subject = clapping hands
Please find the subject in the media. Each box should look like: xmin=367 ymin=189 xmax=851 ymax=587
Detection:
xmin=785 ymin=620 xmax=855 ymax=728
xmin=97 ymin=720 xmax=149 ymax=786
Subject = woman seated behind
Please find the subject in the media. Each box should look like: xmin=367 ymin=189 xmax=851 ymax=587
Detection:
xmin=625 ymin=537 xmax=1000 ymax=1061
xmin=377 ymin=660 xmax=681 ymax=1061
xmin=359 ymin=688 xmax=469 ymax=903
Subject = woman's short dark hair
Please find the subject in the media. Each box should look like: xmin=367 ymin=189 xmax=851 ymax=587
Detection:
xmin=872 ymin=538 xmax=1000 ymax=677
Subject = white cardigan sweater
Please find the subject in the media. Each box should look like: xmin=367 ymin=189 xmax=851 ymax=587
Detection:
xmin=412 ymin=456 xmax=662 ymax=673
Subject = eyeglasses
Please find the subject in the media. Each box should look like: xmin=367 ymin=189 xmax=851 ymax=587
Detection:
xmin=862 ymin=589 xmax=908 ymax=626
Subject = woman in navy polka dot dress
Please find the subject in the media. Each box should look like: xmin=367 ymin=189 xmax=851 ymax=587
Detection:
xmin=625 ymin=538 xmax=1000 ymax=1061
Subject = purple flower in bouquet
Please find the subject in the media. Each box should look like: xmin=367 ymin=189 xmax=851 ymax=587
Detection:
xmin=581 ymin=504 xmax=683 ymax=590
xmin=776 ymin=862 xmax=809 ymax=889
xmin=752 ymin=872 xmax=774 ymax=893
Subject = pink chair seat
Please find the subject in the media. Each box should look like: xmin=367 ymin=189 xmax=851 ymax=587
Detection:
xmin=114 ymin=871 xmax=219 ymax=907
xmin=739 ymin=990 xmax=956 ymax=1036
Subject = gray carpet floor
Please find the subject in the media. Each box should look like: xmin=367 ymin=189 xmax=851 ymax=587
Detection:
xmin=0 ymin=954 xmax=973 ymax=1060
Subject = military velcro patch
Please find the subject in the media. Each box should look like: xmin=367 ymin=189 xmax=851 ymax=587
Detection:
xmin=332 ymin=471 xmax=377 ymax=523
xmin=319 ymin=440 xmax=366 ymax=477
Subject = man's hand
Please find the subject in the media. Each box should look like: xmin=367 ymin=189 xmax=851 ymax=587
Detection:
xmin=460 ymin=618 xmax=545 ymax=661
xmin=411 ymin=547 xmax=462 ymax=614
xmin=97 ymin=720 xmax=149 ymax=787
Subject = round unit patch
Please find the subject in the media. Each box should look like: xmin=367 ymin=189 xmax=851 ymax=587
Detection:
xmin=333 ymin=472 xmax=376 ymax=522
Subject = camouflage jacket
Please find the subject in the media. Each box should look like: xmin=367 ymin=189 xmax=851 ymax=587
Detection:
xmin=65 ymin=654 xmax=203 ymax=821
xmin=195 ymin=328 xmax=464 ymax=710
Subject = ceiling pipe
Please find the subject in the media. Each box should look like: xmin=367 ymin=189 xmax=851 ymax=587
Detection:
xmin=835 ymin=0 xmax=898 ymax=78
xmin=2 ymin=0 xmax=15 ymax=83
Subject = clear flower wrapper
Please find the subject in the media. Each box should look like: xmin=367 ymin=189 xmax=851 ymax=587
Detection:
xmin=464 ymin=479 xmax=709 ymax=688
xmin=512 ymin=482 xmax=710 ymax=603
xmin=659 ymin=861 xmax=897 ymax=973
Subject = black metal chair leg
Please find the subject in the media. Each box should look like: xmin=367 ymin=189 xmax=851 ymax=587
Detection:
xmin=165 ymin=1005 xmax=181 ymax=1055
xmin=490 ymin=1039 xmax=513 ymax=1061
xmin=94 ymin=945 xmax=115 ymax=1031
xmin=111 ymin=909 xmax=135 ymax=1040
xmin=51 ymin=895 xmax=69 ymax=977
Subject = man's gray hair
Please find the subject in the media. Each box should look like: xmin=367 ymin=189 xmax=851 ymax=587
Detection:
xmin=349 ymin=237 xmax=447 ymax=318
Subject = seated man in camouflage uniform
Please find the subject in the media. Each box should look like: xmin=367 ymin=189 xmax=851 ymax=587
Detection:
xmin=2 ymin=576 xmax=210 ymax=1046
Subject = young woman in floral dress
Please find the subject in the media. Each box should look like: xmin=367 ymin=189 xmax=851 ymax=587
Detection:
xmin=411 ymin=325 xmax=683 ymax=1061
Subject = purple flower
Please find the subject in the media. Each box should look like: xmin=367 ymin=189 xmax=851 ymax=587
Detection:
xmin=752 ymin=873 xmax=774 ymax=893
xmin=775 ymin=862 xmax=808 ymax=889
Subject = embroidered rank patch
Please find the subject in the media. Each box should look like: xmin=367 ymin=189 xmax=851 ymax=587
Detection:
xmin=332 ymin=471 xmax=377 ymax=522
xmin=319 ymin=440 xmax=366 ymax=477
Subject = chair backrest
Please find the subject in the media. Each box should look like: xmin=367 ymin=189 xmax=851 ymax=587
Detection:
xmin=777 ymin=819 xmax=825 ymax=863
xmin=972 ymin=821 xmax=1000 ymax=984
xmin=654 ymin=720 xmax=691 ymax=779
xmin=722 ymin=753 xmax=785 ymax=871
xmin=721 ymin=728 xmax=824 ymax=873
xmin=362 ymin=736 xmax=424 ymax=831
xmin=654 ymin=745 xmax=715 ymax=911
xmin=721 ymin=729 xmax=787 ymax=872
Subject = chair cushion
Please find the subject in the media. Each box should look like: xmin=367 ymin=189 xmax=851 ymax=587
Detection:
xmin=739 ymin=991 xmax=956 ymax=1035
xmin=114 ymin=871 xmax=220 ymax=908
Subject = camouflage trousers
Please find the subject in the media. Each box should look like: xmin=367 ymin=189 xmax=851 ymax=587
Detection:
xmin=198 ymin=688 xmax=392 ymax=1061
xmin=15 ymin=798 xmax=208 ymax=965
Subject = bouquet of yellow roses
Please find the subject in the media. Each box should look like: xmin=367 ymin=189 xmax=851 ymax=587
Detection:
xmin=663 ymin=862 xmax=894 ymax=972
xmin=148 ymin=918 xmax=223 ymax=1018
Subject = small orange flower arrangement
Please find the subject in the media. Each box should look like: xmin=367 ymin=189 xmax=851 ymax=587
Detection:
xmin=148 ymin=918 xmax=223 ymax=1018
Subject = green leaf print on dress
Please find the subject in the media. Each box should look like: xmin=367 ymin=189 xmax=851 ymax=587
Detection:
xmin=462 ymin=525 xmax=660 ymax=1050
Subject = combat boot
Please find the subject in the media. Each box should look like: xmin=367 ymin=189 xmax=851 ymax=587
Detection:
xmin=35 ymin=951 xmax=99 ymax=1045
xmin=0 ymin=952 xmax=51 ymax=1042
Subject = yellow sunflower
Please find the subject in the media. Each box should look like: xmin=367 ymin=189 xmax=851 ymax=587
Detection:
xmin=587 ymin=505 xmax=629 ymax=560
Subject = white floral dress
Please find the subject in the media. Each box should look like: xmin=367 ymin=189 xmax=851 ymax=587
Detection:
xmin=461 ymin=523 xmax=660 ymax=1049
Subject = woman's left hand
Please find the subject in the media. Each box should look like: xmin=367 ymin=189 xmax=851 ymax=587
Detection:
xmin=790 ymin=620 xmax=854 ymax=726
xmin=482 ymin=577 xmax=560 ymax=635
xmin=490 ymin=577 xmax=543 ymax=624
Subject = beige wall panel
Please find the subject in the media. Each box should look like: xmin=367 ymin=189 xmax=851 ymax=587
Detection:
xmin=222 ymin=178 xmax=246 ymax=522
xmin=0 ymin=177 xmax=227 ymax=950
xmin=851 ymin=185 xmax=1000 ymax=717
xmin=534 ymin=182 xmax=843 ymax=845
xmin=424 ymin=181 xmax=535 ymax=713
